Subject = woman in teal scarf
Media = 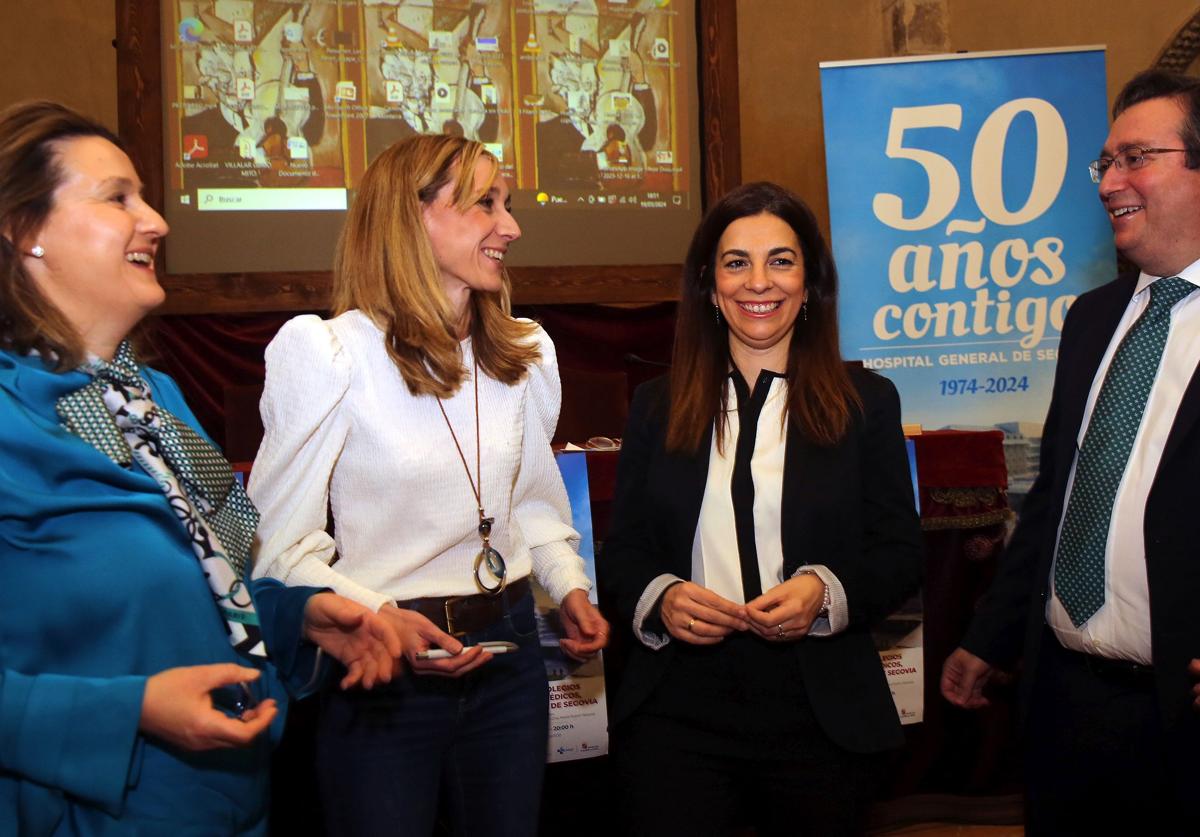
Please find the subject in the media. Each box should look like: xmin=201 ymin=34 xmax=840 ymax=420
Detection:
xmin=0 ymin=100 xmax=402 ymax=836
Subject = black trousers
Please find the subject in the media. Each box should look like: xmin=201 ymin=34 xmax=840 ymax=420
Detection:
xmin=611 ymin=712 xmax=883 ymax=837
xmin=1024 ymin=633 xmax=1189 ymax=837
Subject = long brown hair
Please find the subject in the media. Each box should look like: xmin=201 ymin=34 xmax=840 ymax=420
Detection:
xmin=667 ymin=182 xmax=860 ymax=453
xmin=333 ymin=133 xmax=539 ymax=397
xmin=0 ymin=100 xmax=124 ymax=370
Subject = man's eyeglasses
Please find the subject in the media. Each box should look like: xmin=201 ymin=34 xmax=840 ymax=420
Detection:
xmin=1088 ymin=146 xmax=1190 ymax=183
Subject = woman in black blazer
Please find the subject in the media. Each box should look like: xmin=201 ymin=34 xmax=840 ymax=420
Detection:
xmin=602 ymin=182 xmax=923 ymax=837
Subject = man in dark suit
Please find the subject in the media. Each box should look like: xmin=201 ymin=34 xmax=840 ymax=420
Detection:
xmin=941 ymin=69 xmax=1200 ymax=835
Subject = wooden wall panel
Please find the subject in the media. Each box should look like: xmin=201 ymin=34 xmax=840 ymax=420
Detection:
xmin=0 ymin=1 xmax=117 ymax=127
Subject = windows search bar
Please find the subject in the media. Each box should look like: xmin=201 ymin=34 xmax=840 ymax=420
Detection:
xmin=196 ymin=188 xmax=348 ymax=211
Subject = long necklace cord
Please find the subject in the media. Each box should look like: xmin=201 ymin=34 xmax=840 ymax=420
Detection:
xmin=436 ymin=354 xmax=506 ymax=594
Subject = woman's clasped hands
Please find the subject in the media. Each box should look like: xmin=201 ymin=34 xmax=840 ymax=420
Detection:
xmin=662 ymin=574 xmax=828 ymax=645
xmin=745 ymin=573 xmax=828 ymax=643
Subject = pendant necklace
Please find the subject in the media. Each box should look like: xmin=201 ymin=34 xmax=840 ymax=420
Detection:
xmin=436 ymin=354 xmax=507 ymax=595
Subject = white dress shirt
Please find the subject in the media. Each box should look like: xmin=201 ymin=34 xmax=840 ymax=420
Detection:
xmin=1048 ymin=261 xmax=1200 ymax=663
xmin=634 ymin=376 xmax=847 ymax=648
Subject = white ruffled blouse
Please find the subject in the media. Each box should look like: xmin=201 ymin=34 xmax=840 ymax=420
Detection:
xmin=248 ymin=310 xmax=590 ymax=612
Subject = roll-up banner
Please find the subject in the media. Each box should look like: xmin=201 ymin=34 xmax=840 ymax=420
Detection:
xmin=820 ymin=47 xmax=1114 ymax=489
xmin=539 ymin=451 xmax=607 ymax=762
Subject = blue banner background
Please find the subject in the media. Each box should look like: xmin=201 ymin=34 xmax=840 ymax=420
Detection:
xmin=821 ymin=49 xmax=1114 ymax=470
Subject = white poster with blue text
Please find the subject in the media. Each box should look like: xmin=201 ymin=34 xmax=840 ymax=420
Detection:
xmin=821 ymin=48 xmax=1114 ymax=489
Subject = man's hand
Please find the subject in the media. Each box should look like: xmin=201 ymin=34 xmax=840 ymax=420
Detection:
xmin=940 ymin=647 xmax=996 ymax=709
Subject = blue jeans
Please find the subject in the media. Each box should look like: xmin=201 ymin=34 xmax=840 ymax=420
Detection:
xmin=315 ymin=591 xmax=549 ymax=837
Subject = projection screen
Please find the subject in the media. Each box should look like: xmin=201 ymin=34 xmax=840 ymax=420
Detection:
xmin=160 ymin=0 xmax=703 ymax=275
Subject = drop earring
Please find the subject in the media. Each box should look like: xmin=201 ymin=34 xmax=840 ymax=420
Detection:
xmin=29 ymin=245 xmax=44 ymax=258
xmin=714 ymin=304 xmax=722 ymax=324
xmin=802 ymin=301 xmax=808 ymax=322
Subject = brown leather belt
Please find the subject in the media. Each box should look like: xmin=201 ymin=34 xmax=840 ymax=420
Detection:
xmin=396 ymin=577 xmax=531 ymax=636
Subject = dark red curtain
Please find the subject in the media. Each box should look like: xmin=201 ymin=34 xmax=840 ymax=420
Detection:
xmin=145 ymin=312 xmax=308 ymax=449
xmin=146 ymin=303 xmax=677 ymax=453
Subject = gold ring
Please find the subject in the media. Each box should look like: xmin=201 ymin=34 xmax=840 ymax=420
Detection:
xmin=686 ymin=617 xmax=696 ymax=631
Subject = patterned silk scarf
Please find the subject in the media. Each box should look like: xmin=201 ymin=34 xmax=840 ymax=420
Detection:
xmin=56 ymin=341 xmax=266 ymax=657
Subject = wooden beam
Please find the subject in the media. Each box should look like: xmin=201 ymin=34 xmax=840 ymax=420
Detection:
xmin=698 ymin=0 xmax=741 ymax=205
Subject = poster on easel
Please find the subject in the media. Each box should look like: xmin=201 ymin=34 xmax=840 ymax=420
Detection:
xmin=874 ymin=438 xmax=923 ymax=724
xmin=821 ymin=47 xmax=1114 ymax=492
xmin=535 ymin=451 xmax=607 ymax=762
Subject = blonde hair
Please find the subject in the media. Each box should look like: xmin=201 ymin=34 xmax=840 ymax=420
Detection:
xmin=333 ymin=134 xmax=539 ymax=397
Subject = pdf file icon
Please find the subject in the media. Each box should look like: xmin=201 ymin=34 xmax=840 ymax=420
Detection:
xmin=183 ymin=134 xmax=208 ymax=160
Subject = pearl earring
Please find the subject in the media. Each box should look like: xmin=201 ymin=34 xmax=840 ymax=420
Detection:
xmin=30 ymin=245 xmax=44 ymax=258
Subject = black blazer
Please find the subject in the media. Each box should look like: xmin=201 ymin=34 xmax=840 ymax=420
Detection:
xmin=601 ymin=367 xmax=923 ymax=754
xmin=963 ymin=274 xmax=1200 ymax=747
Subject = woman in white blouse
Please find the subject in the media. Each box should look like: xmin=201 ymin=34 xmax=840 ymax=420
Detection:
xmin=602 ymin=182 xmax=923 ymax=836
xmin=249 ymin=134 xmax=608 ymax=837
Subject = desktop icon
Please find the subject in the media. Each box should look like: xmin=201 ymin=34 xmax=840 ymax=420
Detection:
xmin=179 ymin=17 xmax=204 ymax=44
xmin=429 ymin=31 xmax=455 ymax=52
xmin=183 ymin=135 xmax=208 ymax=161
xmin=316 ymin=27 xmax=354 ymax=48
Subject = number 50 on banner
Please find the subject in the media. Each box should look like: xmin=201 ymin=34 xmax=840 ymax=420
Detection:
xmin=873 ymin=99 xmax=1068 ymax=231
